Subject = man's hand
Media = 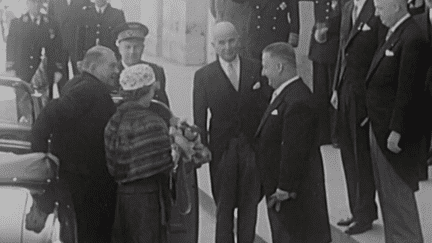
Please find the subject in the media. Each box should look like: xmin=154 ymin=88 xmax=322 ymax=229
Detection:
xmin=330 ymin=91 xmax=338 ymax=110
xmin=387 ymin=130 xmax=402 ymax=153
xmin=267 ymin=188 xmax=297 ymax=212
xmin=314 ymin=22 xmax=329 ymax=44
xmin=288 ymin=33 xmax=299 ymax=48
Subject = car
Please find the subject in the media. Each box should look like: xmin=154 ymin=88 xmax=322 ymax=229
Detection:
xmin=0 ymin=77 xmax=78 ymax=242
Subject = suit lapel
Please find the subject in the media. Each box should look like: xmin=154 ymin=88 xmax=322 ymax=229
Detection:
xmin=255 ymin=78 xmax=300 ymax=137
xmin=366 ymin=18 xmax=410 ymax=84
xmin=344 ymin=0 xmax=374 ymax=50
xmin=340 ymin=0 xmax=354 ymax=43
xmin=239 ymin=57 xmax=254 ymax=94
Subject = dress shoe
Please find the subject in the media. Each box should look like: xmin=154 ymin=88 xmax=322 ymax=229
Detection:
xmin=337 ymin=217 xmax=354 ymax=226
xmin=344 ymin=221 xmax=372 ymax=235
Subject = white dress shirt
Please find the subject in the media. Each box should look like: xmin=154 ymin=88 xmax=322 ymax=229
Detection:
xmin=429 ymin=9 xmax=432 ymax=25
xmin=219 ymin=55 xmax=240 ymax=90
xmin=270 ymin=75 xmax=300 ymax=104
xmin=352 ymin=0 xmax=367 ymax=23
xmin=96 ymin=4 xmax=108 ymax=14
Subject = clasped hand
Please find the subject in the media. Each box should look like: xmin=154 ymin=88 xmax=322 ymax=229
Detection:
xmin=267 ymin=188 xmax=297 ymax=212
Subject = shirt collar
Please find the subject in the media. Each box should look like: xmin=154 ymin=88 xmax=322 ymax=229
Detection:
xmin=96 ymin=4 xmax=108 ymax=14
xmin=354 ymin=0 xmax=367 ymax=10
xmin=389 ymin=13 xmax=410 ymax=33
xmin=272 ymin=75 xmax=300 ymax=100
xmin=218 ymin=55 xmax=240 ymax=69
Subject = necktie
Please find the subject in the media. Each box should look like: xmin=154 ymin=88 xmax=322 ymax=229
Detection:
xmin=385 ymin=29 xmax=393 ymax=41
xmin=227 ymin=62 xmax=239 ymax=91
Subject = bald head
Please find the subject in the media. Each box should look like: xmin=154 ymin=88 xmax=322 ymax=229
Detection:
xmin=212 ymin=21 xmax=240 ymax=62
xmin=82 ymin=46 xmax=119 ymax=85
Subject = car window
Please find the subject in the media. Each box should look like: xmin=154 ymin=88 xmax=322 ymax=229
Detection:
xmin=0 ymin=84 xmax=34 ymax=125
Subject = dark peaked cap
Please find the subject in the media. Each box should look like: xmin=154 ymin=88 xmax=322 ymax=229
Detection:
xmin=113 ymin=22 xmax=149 ymax=43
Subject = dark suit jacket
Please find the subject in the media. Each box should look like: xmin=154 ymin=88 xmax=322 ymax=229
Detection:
xmin=75 ymin=4 xmax=126 ymax=61
xmin=193 ymin=56 xmax=271 ymax=154
xmin=366 ymin=17 xmax=429 ymax=191
xmin=6 ymin=13 xmax=63 ymax=82
xmin=255 ymin=78 xmax=331 ymax=242
xmin=117 ymin=60 xmax=170 ymax=107
xmin=48 ymin=0 xmax=91 ymax=52
xmin=309 ymin=0 xmax=350 ymax=64
xmin=245 ymin=0 xmax=300 ymax=59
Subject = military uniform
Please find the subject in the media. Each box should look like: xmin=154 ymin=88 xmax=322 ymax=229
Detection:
xmin=308 ymin=0 xmax=349 ymax=145
xmin=6 ymin=12 xmax=63 ymax=88
xmin=246 ymin=0 xmax=300 ymax=60
xmin=75 ymin=3 xmax=125 ymax=65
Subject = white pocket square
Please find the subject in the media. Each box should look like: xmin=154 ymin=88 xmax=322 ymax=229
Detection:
xmin=361 ymin=23 xmax=371 ymax=31
xmin=385 ymin=50 xmax=394 ymax=57
xmin=253 ymin=82 xmax=261 ymax=90
xmin=271 ymin=109 xmax=278 ymax=115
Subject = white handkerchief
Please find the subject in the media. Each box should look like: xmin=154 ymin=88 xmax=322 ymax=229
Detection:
xmin=253 ymin=82 xmax=261 ymax=90
xmin=385 ymin=50 xmax=394 ymax=57
xmin=271 ymin=109 xmax=278 ymax=115
xmin=362 ymin=23 xmax=371 ymax=31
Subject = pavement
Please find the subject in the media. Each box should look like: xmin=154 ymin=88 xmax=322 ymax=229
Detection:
xmin=142 ymin=52 xmax=432 ymax=243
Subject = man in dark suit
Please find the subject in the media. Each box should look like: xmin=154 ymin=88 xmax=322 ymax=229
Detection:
xmin=309 ymin=0 xmax=349 ymax=145
xmin=112 ymin=22 xmax=170 ymax=106
xmin=366 ymin=0 xmax=429 ymax=240
xmin=75 ymin=0 xmax=125 ymax=73
xmin=193 ymin=21 xmax=271 ymax=243
xmin=256 ymin=42 xmax=331 ymax=243
xmin=6 ymin=0 xmax=63 ymax=98
xmin=210 ymin=0 xmax=252 ymax=56
xmin=331 ymin=0 xmax=386 ymax=234
xmin=47 ymin=0 xmax=91 ymax=87
xmin=414 ymin=0 xmax=432 ymax=181
xmin=244 ymin=0 xmax=300 ymax=60
xmin=31 ymin=46 xmax=120 ymax=243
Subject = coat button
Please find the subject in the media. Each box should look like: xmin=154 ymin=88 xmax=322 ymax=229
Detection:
xmin=96 ymin=31 xmax=100 ymax=34
xmin=256 ymin=5 xmax=259 ymax=9
xmin=327 ymin=2 xmax=330 ymax=4
xmin=326 ymin=9 xmax=329 ymax=12
xmin=326 ymin=16 xmax=329 ymax=19
xmin=30 ymin=56 xmax=33 ymax=59
xmin=273 ymin=16 xmax=277 ymax=20
xmin=257 ymin=25 xmax=261 ymax=29
xmin=272 ymin=26 xmax=276 ymax=30
xmin=315 ymin=1 xmax=318 ymax=3
xmin=97 ymin=24 xmax=100 ymax=27
xmin=257 ymin=15 xmax=261 ymax=19
xmin=30 ymin=65 xmax=34 ymax=69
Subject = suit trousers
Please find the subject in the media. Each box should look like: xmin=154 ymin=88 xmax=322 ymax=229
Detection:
xmin=313 ymin=62 xmax=337 ymax=145
xmin=338 ymin=89 xmax=377 ymax=223
xmin=211 ymin=135 xmax=261 ymax=243
xmin=369 ymin=128 xmax=423 ymax=243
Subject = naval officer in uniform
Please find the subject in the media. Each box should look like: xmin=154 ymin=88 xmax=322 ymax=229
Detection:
xmin=7 ymin=0 xmax=63 ymax=98
xmin=112 ymin=22 xmax=170 ymax=107
xmin=75 ymin=0 xmax=125 ymax=74
xmin=245 ymin=0 xmax=300 ymax=60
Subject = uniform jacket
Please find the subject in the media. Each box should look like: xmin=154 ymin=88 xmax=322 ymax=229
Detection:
xmin=365 ymin=17 xmax=429 ymax=191
xmin=6 ymin=13 xmax=63 ymax=82
xmin=193 ymin=56 xmax=271 ymax=152
xmin=254 ymin=78 xmax=331 ymax=242
xmin=245 ymin=0 xmax=300 ymax=59
xmin=309 ymin=0 xmax=349 ymax=64
xmin=211 ymin=0 xmax=252 ymax=52
xmin=333 ymin=0 xmax=386 ymax=100
xmin=31 ymin=72 xmax=116 ymax=179
xmin=48 ymin=0 xmax=91 ymax=52
xmin=117 ymin=60 xmax=170 ymax=107
xmin=75 ymin=4 xmax=126 ymax=61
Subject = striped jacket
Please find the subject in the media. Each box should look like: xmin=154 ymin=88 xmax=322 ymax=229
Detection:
xmin=104 ymin=101 xmax=173 ymax=184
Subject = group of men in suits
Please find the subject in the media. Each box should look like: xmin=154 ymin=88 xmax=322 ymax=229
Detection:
xmin=194 ymin=21 xmax=331 ymax=243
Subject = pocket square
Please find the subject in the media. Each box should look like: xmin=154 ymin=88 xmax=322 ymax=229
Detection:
xmin=271 ymin=109 xmax=278 ymax=115
xmin=361 ymin=23 xmax=371 ymax=31
xmin=253 ymin=82 xmax=261 ymax=90
xmin=385 ymin=50 xmax=394 ymax=57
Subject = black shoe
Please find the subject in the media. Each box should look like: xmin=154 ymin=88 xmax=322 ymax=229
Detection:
xmin=344 ymin=221 xmax=373 ymax=235
xmin=337 ymin=217 xmax=354 ymax=226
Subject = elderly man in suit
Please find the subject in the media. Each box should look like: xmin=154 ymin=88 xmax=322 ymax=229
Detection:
xmin=112 ymin=22 xmax=170 ymax=106
xmin=330 ymin=0 xmax=387 ymax=234
xmin=367 ymin=0 xmax=429 ymax=240
xmin=244 ymin=0 xmax=300 ymax=60
xmin=47 ymin=0 xmax=91 ymax=84
xmin=210 ymin=0 xmax=252 ymax=56
xmin=256 ymin=42 xmax=331 ymax=243
xmin=193 ymin=21 xmax=271 ymax=243
xmin=75 ymin=0 xmax=125 ymax=72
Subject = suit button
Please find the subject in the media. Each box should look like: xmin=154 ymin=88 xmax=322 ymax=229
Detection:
xmin=272 ymin=26 xmax=276 ymax=30
xmin=257 ymin=15 xmax=261 ymax=19
xmin=30 ymin=65 xmax=34 ymax=69
xmin=257 ymin=25 xmax=261 ymax=29
xmin=315 ymin=1 xmax=318 ymax=3
xmin=273 ymin=16 xmax=277 ymax=20
xmin=97 ymin=24 xmax=100 ymax=27
xmin=326 ymin=9 xmax=329 ymax=12
xmin=327 ymin=2 xmax=330 ymax=4
xmin=256 ymin=5 xmax=259 ymax=9
xmin=96 ymin=31 xmax=100 ymax=34
xmin=326 ymin=16 xmax=329 ymax=19
xmin=30 ymin=56 xmax=33 ymax=59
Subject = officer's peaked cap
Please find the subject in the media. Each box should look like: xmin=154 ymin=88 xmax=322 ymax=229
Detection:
xmin=113 ymin=22 xmax=149 ymax=43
